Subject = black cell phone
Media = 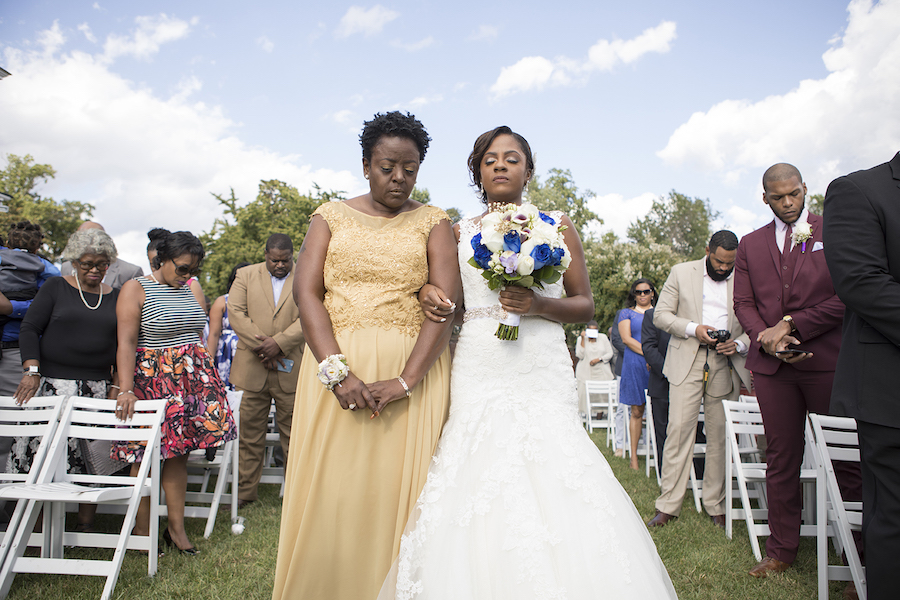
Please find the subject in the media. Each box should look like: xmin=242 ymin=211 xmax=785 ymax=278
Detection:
xmin=775 ymin=346 xmax=812 ymax=356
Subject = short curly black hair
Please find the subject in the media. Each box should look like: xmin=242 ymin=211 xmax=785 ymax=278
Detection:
xmin=359 ymin=111 xmax=431 ymax=163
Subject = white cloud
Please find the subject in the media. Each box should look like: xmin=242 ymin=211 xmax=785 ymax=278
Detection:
xmin=658 ymin=0 xmax=900 ymax=196
xmin=92 ymin=2 xmax=102 ymax=10
xmin=585 ymin=192 xmax=658 ymax=239
xmin=256 ymin=35 xmax=274 ymax=53
xmin=720 ymin=203 xmax=768 ymax=239
xmin=469 ymin=25 xmax=498 ymax=42
xmin=0 ymin=19 xmax=358 ymax=268
xmin=78 ymin=23 xmax=97 ymax=44
xmin=390 ymin=36 xmax=434 ymax=52
xmin=335 ymin=5 xmax=398 ymax=39
xmin=103 ymin=13 xmax=197 ymax=62
xmin=490 ymin=21 xmax=676 ymax=99
xmin=406 ymin=94 xmax=442 ymax=108
xmin=329 ymin=109 xmax=355 ymax=125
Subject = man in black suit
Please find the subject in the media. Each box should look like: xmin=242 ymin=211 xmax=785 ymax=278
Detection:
xmin=823 ymin=152 xmax=900 ymax=600
xmin=641 ymin=307 xmax=670 ymax=469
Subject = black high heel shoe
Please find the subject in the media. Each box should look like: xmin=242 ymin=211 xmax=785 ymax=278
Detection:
xmin=162 ymin=527 xmax=200 ymax=556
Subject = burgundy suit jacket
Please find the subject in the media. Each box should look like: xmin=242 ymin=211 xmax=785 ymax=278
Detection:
xmin=733 ymin=213 xmax=845 ymax=375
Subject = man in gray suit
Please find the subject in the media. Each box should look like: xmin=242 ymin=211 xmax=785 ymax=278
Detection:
xmin=60 ymin=221 xmax=142 ymax=288
xmin=648 ymin=230 xmax=752 ymax=528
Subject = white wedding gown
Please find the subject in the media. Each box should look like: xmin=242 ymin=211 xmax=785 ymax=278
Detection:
xmin=378 ymin=215 xmax=678 ymax=599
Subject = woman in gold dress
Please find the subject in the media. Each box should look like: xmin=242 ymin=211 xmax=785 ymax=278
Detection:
xmin=271 ymin=111 xmax=460 ymax=599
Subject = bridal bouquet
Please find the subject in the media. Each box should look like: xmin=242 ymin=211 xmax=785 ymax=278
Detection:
xmin=469 ymin=203 xmax=571 ymax=340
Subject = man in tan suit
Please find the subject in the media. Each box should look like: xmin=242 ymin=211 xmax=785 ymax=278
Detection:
xmin=648 ymin=230 xmax=752 ymax=528
xmin=228 ymin=233 xmax=305 ymax=506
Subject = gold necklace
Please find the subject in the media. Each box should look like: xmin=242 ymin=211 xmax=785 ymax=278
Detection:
xmin=74 ymin=275 xmax=103 ymax=310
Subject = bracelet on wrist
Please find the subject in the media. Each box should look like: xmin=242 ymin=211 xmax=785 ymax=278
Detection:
xmin=110 ymin=384 xmax=121 ymax=390
xmin=317 ymin=354 xmax=349 ymax=391
xmin=397 ymin=376 xmax=411 ymax=398
xmin=117 ymin=390 xmax=134 ymax=397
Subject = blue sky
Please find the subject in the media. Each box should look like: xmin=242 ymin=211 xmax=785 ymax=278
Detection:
xmin=2 ymin=0 xmax=899 ymax=271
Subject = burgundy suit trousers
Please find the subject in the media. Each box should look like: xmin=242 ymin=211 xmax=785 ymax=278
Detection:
xmin=754 ymin=365 xmax=862 ymax=564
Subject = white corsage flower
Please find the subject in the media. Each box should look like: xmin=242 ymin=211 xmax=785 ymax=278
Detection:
xmin=791 ymin=221 xmax=813 ymax=253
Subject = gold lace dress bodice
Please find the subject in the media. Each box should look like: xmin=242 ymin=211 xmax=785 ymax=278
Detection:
xmin=314 ymin=201 xmax=448 ymax=337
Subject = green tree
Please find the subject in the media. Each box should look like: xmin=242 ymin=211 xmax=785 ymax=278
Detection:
xmin=527 ymin=168 xmax=601 ymax=237
xmin=411 ymin=186 xmax=462 ymax=224
xmin=200 ymin=181 xmax=341 ymax=298
xmin=580 ymin=235 xmax=683 ymax=337
xmin=626 ymin=190 xmax=720 ymax=260
xmin=0 ymin=154 xmax=94 ymax=260
xmin=807 ymin=193 xmax=824 ymax=216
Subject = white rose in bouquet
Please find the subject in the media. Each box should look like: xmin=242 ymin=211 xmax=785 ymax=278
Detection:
xmin=480 ymin=212 xmax=506 ymax=252
xmin=517 ymin=254 xmax=535 ymax=276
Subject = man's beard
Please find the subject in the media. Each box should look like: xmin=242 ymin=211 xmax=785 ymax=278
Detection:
xmin=707 ymin=256 xmax=733 ymax=282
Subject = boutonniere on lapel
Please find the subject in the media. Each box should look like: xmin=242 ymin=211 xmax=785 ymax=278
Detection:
xmin=791 ymin=221 xmax=813 ymax=253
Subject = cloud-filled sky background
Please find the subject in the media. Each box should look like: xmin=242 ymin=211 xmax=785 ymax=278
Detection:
xmin=2 ymin=0 xmax=899 ymax=271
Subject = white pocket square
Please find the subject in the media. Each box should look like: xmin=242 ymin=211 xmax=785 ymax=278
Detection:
xmin=812 ymin=241 xmax=824 ymax=252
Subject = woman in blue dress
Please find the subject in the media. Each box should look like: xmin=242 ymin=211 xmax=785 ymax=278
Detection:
xmin=616 ymin=278 xmax=657 ymax=470
xmin=207 ymin=262 xmax=251 ymax=389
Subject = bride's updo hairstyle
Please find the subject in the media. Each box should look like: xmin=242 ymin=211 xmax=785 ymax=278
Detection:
xmin=468 ymin=125 xmax=535 ymax=204
xmin=359 ymin=111 xmax=432 ymax=164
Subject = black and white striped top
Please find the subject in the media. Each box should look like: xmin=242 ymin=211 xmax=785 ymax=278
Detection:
xmin=136 ymin=277 xmax=207 ymax=349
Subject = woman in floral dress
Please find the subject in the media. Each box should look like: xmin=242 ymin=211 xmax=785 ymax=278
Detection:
xmin=113 ymin=230 xmax=236 ymax=555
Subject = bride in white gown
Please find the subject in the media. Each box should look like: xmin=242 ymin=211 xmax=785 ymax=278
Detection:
xmin=378 ymin=127 xmax=677 ymax=599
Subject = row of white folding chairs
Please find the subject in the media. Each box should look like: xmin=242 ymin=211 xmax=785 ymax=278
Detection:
xmin=0 ymin=395 xmax=165 ymax=600
xmin=583 ymin=379 xmax=618 ymax=447
xmin=722 ymin=400 xmax=865 ymax=598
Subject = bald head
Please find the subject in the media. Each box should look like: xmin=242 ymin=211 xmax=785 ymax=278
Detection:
xmin=762 ymin=163 xmax=803 ymax=193
xmin=78 ymin=221 xmax=105 ymax=232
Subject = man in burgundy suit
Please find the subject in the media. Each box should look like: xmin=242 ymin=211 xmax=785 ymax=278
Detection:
xmin=734 ymin=163 xmax=862 ymax=580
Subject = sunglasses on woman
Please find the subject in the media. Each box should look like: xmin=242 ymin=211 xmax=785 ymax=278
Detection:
xmin=75 ymin=260 xmax=111 ymax=272
xmin=634 ymin=289 xmax=654 ymax=296
xmin=173 ymin=262 xmax=201 ymax=277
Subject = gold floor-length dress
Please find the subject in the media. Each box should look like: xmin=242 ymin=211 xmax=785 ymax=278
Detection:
xmin=272 ymin=201 xmax=451 ymax=600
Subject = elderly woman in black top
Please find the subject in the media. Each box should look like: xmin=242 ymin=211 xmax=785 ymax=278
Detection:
xmin=11 ymin=229 xmax=123 ymax=531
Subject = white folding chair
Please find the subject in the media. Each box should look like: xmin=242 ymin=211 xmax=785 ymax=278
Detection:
xmin=722 ymin=399 xmax=818 ymax=561
xmin=0 ymin=395 xmax=67 ymax=565
xmin=808 ymin=413 xmax=866 ymax=600
xmin=584 ymin=380 xmax=617 ymax=449
xmin=260 ymin=400 xmax=286 ymax=497
xmin=643 ymin=393 xmax=659 ymax=481
xmin=179 ymin=390 xmax=242 ymax=538
xmin=0 ymin=396 xmax=166 ymax=600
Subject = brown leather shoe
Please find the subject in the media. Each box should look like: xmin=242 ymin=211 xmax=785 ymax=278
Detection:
xmin=647 ymin=510 xmax=677 ymax=527
xmin=709 ymin=514 xmax=726 ymax=529
xmin=843 ymin=581 xmax=859 ymax=600
xmin=748 ymin=556 xmax=790 ymax=578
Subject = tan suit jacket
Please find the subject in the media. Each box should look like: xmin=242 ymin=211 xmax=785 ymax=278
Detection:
xmin=228 ymin=262 xmax=305 ymax=393
xmin=653 ymin=258 xmax=751 ymax=391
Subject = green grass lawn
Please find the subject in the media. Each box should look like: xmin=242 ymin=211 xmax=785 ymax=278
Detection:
xmin=5 ymin=433 xmax=849 ymax=599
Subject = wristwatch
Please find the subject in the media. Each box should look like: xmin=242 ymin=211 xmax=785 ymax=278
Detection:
xmin=23 ymin=365 xmax=39 ymax=377
xmin=782 ymin=315 xmax=796 ymax=333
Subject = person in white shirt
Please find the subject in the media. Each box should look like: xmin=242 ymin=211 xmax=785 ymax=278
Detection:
xmin=227 ymin=234 xmax=305 ymax=507
xmin=647 ymin=231 xmax=753 ymax=529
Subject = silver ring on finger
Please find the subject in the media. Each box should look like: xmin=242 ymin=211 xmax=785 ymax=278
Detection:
xmin=348 ymin=403 xmax=357 ymax=410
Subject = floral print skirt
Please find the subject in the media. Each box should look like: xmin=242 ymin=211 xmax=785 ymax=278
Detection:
xmin=111 ymin=343 xmax=236 ymax=462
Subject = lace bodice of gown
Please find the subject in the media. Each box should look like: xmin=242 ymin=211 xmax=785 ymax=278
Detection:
xmin=315 ymin=201 xmax=449 ymax=337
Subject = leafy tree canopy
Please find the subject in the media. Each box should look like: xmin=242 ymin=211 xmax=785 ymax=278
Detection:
xmin=626 ymin=190 xmax=720 ymax=260
xmin=200 ymin=181 xmax=341 ymax=298
xmin=807 ymin=193 xmax=824 ymax=216
xmin=527 ymin=168 xmax=601 ymax=237
xmin=0 ymin=154 xmax=94 ymax=260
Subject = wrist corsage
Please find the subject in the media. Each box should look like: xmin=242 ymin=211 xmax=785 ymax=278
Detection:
xmin=791 ymin=221 xmax=813 ymax=253
xmin=317 ymin=354 xmax=349 ymax=391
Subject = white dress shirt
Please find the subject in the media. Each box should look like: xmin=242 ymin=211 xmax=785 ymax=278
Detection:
xmin=271 ymin=273 xmax=287 ymax=305
xmin=685 ymin=266 xmax=747 ymax=355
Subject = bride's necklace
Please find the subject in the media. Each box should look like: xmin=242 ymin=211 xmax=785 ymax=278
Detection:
xmin=74 ymin=275 xmax=103 ymax=310
xmin=149 ymin=272 xmax=161 ymax=285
